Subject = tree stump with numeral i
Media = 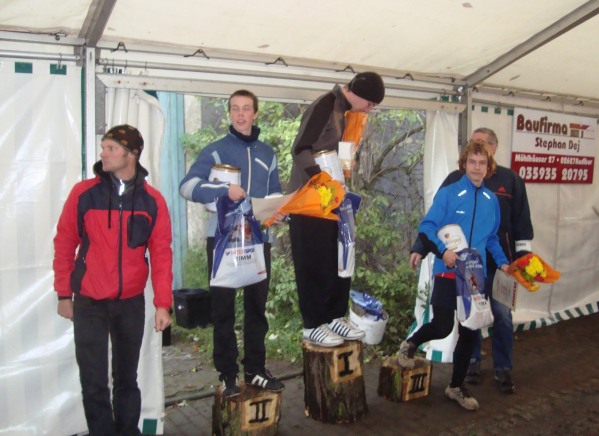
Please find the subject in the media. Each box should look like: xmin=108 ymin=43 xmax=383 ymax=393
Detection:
xmin=212 ymin=382 xmax=281 ymax=436
xmin=302 ymin=340 xmax=367 ymax=423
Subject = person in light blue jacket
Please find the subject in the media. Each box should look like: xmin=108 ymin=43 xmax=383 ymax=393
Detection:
xmin=180 ymin=90 xmax=284 ymax=398
xmin=397 ymin=139 xmax=509 ymax=411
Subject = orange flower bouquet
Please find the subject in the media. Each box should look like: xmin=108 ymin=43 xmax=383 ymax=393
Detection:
xmin=262 ymin=172 xmax=345 ymax=227
xmin=509 ymin=253 xmax=560 ymax=292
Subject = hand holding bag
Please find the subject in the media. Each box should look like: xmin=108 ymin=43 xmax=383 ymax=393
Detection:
xmin=455 ymin=248 xmax=494 ymax=330
xmin=210 ymin=197 xmax=267 ymax=288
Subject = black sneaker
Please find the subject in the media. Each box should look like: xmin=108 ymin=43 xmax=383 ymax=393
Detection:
xmin=245 ymin=369 xmax=285 ymax=392
xmin=221 ymin=374 xmax=240 ymax=398
xmin=465 ymin=360 xmax=481 ymax=384
xmin=495 ymin=369 xmax=515 ymax=394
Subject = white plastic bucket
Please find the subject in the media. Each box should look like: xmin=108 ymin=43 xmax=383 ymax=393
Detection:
xmin=313 ymin=149 xmax=345 ymax=182
xmin=206 ymin=164 xmax=241 ymax=212
xmin=349 ymin=307 xmax=389 ymax=345
xmin=437 ymin=224 xmax=468 ymax=252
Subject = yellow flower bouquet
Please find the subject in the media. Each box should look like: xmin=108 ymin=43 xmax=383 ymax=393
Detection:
xmin=261 ymin=172 xmax=345 ymax=227
xmin=509 ymin=253 xmax=560 ymax=292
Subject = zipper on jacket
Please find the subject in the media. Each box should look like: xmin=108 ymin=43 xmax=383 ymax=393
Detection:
xmin=468 ymin=186 xmax=480 ymax=246
xmin=246 ymin=147 xmax=252 ymax=194
xmin=117 ymin=196 xmax=124 ymax=300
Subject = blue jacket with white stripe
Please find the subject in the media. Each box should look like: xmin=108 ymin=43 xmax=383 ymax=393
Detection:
xmin=419 ymin=174 xmax=509 ymax=276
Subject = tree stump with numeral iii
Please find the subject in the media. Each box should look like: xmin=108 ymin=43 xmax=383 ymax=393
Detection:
xmin=212 ymin=382 xmax=281 ymax=436
xmin=377 ymin=356 xmax=432 ymax=402
xmin=302 ymin=340 xmax=367 ymax=423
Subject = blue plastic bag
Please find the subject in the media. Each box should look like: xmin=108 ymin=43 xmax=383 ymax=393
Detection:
xmin=350 ymin=289 xmax=384 ymax=320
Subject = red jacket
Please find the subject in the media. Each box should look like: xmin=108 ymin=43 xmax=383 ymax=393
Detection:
xmin=53 ymin=161 xmax=173 ymax=309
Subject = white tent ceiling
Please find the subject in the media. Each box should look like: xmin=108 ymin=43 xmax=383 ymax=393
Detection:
xmin=1 ymin=0 xmax=599 ymax=113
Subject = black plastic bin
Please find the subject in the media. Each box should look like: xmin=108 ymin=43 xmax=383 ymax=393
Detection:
xmin=173 ymin=288 xmax=212 ymax=329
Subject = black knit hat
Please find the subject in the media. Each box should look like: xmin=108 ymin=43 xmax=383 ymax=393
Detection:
xmin=348 ymin=72 xmax=385 ymax=104
xmin=102 ymin=124 xmax=144 ymax=157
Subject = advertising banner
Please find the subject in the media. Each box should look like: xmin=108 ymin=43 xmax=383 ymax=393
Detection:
xmin=511 ymin=108 xmax=596 ymax=184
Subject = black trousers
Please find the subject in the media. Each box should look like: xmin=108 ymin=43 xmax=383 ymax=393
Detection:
xmin=207 ymin=237 xmax=271 ymax=377
xmin=408 ymin=276 xmax=478 ymax=388
xmin=73 ymin=293 xmax=145 ymax=436
xmin=289 ymin=214 xmax=351 ymax=328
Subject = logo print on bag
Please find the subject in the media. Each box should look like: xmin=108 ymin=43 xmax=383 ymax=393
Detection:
xmin=225 ymin=247 xmax=255 ymax=256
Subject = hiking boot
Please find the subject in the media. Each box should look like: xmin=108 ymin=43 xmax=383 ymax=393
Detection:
xmin=445 ymin=385 xmax=480 ymax=411
xmin=245 ymin=369 xmax=285 ymax=392
xmin=495 ymin=370 xmax=515 ymax=394
xmin=465 ymin=360 xmax=481 ymax=384
xmin=397 ymin=340 xmax=417 ymax=369
xmin=221 ymin=374 xmax=240 ymax=398
xmin=303 ymin=324 xmax=344 ymax=347
xmin=328 ymin=317 xmax=365 ymax=341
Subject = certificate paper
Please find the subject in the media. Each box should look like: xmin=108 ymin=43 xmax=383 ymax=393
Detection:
xmin=251 ymin=193 xmax=296 ymax=221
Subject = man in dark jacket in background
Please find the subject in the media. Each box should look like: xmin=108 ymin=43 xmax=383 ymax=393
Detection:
xmin=410 ymin=127 xmax=534 ymax=394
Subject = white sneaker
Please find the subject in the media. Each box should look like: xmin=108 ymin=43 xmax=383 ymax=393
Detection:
xmin=328 ymin=317 xmax=365 ymax=340
xmin=445 ymin=385 xmax=480 ymax=411
xmin=303 ymin=324 xmax=344 ymax=347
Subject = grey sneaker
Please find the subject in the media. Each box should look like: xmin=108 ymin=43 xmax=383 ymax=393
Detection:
xmin=397 ymin=340 xmax=417 ymax=369
xmin=495 ymin=370 xmax=515 ymax=394
xmin=464 ymin=360 xmax=481 ymax=384
xmin=303 ymin=324 xmax=344 ymax=347
xmin=445 ymin=385 xmax=480 ymax=411
xmin=328 ymin=317 xmax=365 ymax=340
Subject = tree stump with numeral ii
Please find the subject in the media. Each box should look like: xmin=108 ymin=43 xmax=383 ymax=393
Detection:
xmin=212 ymin=382 xmax=281 ymax=436
xmin=302 ymin=340 xmax=367 ymax=423
xmin=377 ymin=356 xmax=432 ymax=402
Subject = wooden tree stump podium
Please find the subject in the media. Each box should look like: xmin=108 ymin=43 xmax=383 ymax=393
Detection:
xmin=302 ymin=340 xmax=367 ymax=423
xmin=212 ymin=382 xmax=282 ymax=436
xmin=377 ymin=356 xmax=432 ymax=402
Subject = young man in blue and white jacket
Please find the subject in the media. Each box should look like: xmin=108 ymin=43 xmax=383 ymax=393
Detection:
xmin=397 ymin=139 xmax=510 ymax=411
xmin=410 ymin=128 xmax=533 ymax=394
xmin=180 ymin=90 xmax=285 ymax=398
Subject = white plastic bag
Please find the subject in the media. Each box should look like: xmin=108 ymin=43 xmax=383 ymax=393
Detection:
xmin=210 ymin=197 xmax=267 ymax=288
xmin=455 ymin=248 xmax=493 ymax=330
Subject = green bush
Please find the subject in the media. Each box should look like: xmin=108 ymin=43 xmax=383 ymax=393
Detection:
xmin=181 ymin=245 xmax=209 ymax=289
xmin=351 ymin=193 xmax=419 ymax=357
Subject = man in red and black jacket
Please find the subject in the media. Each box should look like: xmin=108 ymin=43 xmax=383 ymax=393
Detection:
xmin=53 ymin=124 xmax=173 ymax=435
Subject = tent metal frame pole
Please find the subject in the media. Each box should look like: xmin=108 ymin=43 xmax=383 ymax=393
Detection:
xmin=458 ymin=86 xmax=473 ymax=147
xmin=0 ymin=50 xmax=80 ymax=62
xmin=84 ymin=47 xmax=97 ymax=179
xmin=465 ymin=0 xmax=599 ymax=86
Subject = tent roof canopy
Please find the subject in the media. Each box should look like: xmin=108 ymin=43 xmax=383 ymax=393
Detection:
xmin=2 ymin=0 xmax=599 ymax=111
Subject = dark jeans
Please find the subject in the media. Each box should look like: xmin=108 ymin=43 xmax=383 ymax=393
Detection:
xmin=289 ymin=214 xmax=351 ymax=328
xmin=471 ymin=268 xmax=514 ymax=371
xmin=73 ymin=293 xmax=145 ymax=436
xmin=408 ymin=277 xmax=479 ymax=387
xmin=207 ymin=238 xmax=271 ymax=377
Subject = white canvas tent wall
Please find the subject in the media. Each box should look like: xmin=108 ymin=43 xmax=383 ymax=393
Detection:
xmin=1 ymin=1 xmax=599 ymax=434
